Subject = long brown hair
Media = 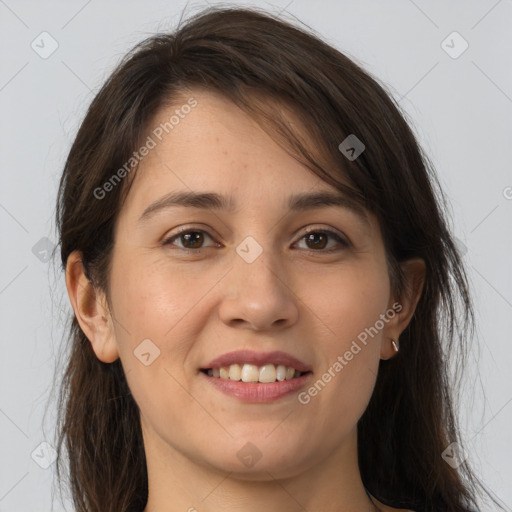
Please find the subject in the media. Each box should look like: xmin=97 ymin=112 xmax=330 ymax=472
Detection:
xmin=51 ymin=6 xmax=499 ymax=511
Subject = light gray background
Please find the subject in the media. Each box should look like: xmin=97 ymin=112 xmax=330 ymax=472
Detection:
xmin=0 ymin=1 xmax=511 ymax=511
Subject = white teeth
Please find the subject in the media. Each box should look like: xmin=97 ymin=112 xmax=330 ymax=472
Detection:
xmin=259 ymin=364 xmax=277 ymax=383
xmin=206 ymin=363 xmax=303 ymax=383
xmin=228 ymin=363 xmax=242 ymax=381
xmin=276 ymin=364 xmax=287 ymax=381
xmin=241 ymin=364 xmax=259 ymax=382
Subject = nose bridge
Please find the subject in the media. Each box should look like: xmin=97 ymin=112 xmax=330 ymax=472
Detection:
xmin=234 ymin=231 xmax=286 ymax=287
xmin=218 ymin=232 xmax=299 ymax=331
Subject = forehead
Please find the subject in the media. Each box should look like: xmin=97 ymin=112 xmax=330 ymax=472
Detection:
xmin=118 ymin=88 xmax=373 ymax=230
xmin=132 ymin=91 xmax=313 ymax=186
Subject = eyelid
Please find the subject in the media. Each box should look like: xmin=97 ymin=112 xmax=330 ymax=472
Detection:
xmin=294 ymin=225 xmax=350 ymax=250
xmin=162 ymin=224 xmax=350 ymax=251
xmin=162 ymin=225 xmax=219 ymax=249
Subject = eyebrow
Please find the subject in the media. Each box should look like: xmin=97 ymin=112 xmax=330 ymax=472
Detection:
xmin=138 ymin=190 xmax=370 ymax=227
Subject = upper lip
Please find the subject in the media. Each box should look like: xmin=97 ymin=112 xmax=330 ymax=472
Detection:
xmin=202 ymin=350 xmax=312 ymax=373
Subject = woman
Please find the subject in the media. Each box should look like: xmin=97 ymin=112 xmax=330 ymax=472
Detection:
xmin=52 ymin=6 xmax=499 ymax=512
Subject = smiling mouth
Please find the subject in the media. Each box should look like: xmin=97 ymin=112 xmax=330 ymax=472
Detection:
xmin=200 ymin=363 xmax=310 ymax=383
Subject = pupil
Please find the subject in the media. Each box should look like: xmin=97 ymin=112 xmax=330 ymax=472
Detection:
xmin=307 ymin=233 xmax=327 ymax=249
xmin=183 ymin=232 xmax=204 ymax=248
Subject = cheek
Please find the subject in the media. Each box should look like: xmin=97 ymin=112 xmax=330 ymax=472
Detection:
xmin=108 ymin=254 xmax=203 ymax=433
xmin=109 ymin=251 xmax=190 ymax=340
xmin=301 ymin=263 xmax=389 ymax=411
xmin=320 ymin=357 xmax=379 ymax=442
xmin=108 ymin=251 xmax=210 ymax=385
xmin=308 ymin=262 xmax=390 ymax=347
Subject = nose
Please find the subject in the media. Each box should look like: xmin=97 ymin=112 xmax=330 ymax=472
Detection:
xmin=218 ymin=244 xmax=299 ymax=332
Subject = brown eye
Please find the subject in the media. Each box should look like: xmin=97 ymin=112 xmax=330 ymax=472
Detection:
xmin=163 ymin=229 xmax=216 ymax=251
xmin=180 ymin=231 xmax=205 ymax=249
xmin=295 ymin=229 xmax=349 ymax=252
xmin=305 ymin=232 xmax=328 ymax=250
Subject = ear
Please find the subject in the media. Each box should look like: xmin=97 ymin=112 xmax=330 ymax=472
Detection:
xmin=65 ymin=250 xmax=119 ymax=363
xmin=381 ymin=257 xmax=426 ymax=360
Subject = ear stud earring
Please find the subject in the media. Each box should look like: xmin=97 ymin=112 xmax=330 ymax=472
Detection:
xmin=391 ymin=338 xmax=400 ymax=353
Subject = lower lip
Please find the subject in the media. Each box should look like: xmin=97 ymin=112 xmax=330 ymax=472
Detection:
xmin=199 ymin=371 xmax=312 ymax=403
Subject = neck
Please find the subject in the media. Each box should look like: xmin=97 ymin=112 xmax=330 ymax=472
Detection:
xmin=142 ymin=425 xmax=380 ymax=512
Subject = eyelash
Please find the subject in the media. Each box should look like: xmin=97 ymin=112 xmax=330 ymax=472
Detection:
xmin=161 ymin=226 xmax=350 ymax=254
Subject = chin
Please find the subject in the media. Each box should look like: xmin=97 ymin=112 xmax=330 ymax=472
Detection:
xmin=195 ymin=439 xmax=314 ymax=481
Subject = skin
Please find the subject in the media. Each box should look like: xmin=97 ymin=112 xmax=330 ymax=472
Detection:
xmin=66 ymin=89 xmax=425 ymax=512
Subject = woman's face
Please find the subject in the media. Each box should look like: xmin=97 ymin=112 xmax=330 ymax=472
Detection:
xmin=78 ymin=89 xmax=417 ymax=480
